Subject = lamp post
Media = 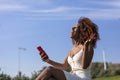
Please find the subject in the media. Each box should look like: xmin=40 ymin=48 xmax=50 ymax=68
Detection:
xmin=18 ymin=47 xmax=26 ymax=79
xmin=103 ymin=50 xmax=107 ymax=71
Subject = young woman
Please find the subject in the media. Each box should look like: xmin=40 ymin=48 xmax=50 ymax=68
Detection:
xmin=36 ymin=17 xmax=100 ymax=80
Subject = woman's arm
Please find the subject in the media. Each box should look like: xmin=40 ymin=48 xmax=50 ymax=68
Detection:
xmin=46 ymin=56 xmax=69 ymax=70
xmin=41 ymin=53 xmax=69 ymax=70
xmin=81 ymin=41 xmax=94 ymax=69
xmin=81 ymin=33 xmax=95 ymax=69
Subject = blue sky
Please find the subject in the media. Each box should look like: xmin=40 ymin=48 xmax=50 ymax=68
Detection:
xmin=0 ymin=0 xmax=120 ymax=77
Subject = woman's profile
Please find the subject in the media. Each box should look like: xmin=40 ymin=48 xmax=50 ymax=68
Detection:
xmin=36 ymin=17 xmax=100 ymax=80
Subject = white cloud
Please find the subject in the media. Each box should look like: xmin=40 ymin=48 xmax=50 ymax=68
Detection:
xmin=23 ymin=6 xmax=120 ymax=20
xmin=107 ymin=1 xmax=120 ymax=8
xmin=0 ymin=0 xmax=51 ymax=12
xmin=0 ymin=4 xmax=28 ymax=11
xmin=0 ymin=0 xmax=120 ymax=20
xmin=27 ymin=6 xmax=68 ymax=13
xmin=90 ymin=0 xmax=120 ymax=8
xmin=26 ymin=6 xmax=95 ymax=13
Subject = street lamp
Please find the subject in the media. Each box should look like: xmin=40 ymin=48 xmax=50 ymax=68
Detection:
xmin=18 ymin=47 xmax=26 ymax=79
xmin=103 ymin=50 xmax=107 ymax=71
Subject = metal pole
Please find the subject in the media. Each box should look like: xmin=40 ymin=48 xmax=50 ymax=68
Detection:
xmin=103 ymin=50 xmax=107 ymax=71
xmin=18 ymin=47 xmax=26 ymax=79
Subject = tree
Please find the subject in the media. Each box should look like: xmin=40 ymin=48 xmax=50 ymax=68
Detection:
xmin=13 ymin=74 xmax=30 ymax=80
xmin=31 ymin=66 xmax=47 ymax=80
xmin=0 ymin=72 xmax=11 ymax=80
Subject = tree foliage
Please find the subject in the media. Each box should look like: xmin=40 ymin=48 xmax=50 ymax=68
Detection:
xmin=0 ymin=72 xmax=11 ymax=80
xmin=0 ymin=62 xmax=120 ymax=79
xmin=91 ymin=62 xmax=120 ymax=78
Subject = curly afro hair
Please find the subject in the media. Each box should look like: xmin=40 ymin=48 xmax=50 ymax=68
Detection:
xmin=72 ymin=17 xmax=100 ymax=48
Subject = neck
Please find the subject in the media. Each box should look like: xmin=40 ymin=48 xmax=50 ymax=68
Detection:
xmin=74 ymin=44 xmax=78 ymax=47
xmin=72 ymin=39 xmax=83 ymax=48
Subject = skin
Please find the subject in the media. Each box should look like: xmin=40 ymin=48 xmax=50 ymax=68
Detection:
xmin=36 ymin=27 xmax=95 ymax=80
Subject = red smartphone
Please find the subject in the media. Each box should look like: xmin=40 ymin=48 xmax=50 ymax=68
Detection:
xmin=37 ymin=46 xmax=49 ymax=59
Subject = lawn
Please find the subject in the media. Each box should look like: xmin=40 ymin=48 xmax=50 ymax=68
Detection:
xmin=93 ymin=76 xmax=120 ymax=80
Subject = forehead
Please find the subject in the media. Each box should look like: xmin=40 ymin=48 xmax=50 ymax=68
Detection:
xmin=72 ymin=25 xmax=77 ymax=29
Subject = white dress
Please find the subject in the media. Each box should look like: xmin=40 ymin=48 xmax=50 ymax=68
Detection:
xmin=63 ymin=48 xmax=91 ymax=80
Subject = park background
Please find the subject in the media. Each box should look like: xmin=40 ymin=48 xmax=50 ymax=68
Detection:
xmin=0 ymin=0 xmax=120 ymax=79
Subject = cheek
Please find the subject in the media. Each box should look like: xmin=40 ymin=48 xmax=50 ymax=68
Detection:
xmin=70 ymin=32 xmax=74 ymax=38
xmin=72 ymin=32 xmax=78 ymax=39
xmin=72 ymin=31 xmax=75 ymax=36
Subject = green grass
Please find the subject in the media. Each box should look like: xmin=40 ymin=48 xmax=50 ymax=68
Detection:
xmin=93 ymin=76 xmax=120 ymax=80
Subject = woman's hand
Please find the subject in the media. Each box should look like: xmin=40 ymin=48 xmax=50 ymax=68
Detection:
xmin=40 ymin=52 xmax=49 ymax=62
xmin=84 ymin=33 xmax=95 ymax=46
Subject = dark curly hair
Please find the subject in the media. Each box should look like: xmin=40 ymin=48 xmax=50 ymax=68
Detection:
xmin=72 ymin=17 xmax=100 ymax=48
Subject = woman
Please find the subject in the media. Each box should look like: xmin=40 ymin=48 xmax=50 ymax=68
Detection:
xmin=36 ymin=17 xmax=100 ymax=80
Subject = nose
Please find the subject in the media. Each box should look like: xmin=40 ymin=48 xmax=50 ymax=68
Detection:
xmin=72 ymin=27 xmax=76 ymax=31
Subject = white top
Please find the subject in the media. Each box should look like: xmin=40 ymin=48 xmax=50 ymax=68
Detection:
xmin=67 ymin=48 xmax=91 ymax=79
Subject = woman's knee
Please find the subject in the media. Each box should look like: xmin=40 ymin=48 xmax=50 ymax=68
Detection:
xmin=48 ymin=77 xmax=56 ymax=80
xmin=45 ymin=66 xmax=55 ymax=72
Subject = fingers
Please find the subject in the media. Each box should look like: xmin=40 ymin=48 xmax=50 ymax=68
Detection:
xmin=85 ymin=39 xmax=91 ymax=44
xmin=84 ymin=33 xmax=96 ymax=47
xmin=87 ymin=33 xmax=95 ymax=42
xmin=40 ymin=53 xmax=48 ymax=61
xmin=42 ymin=55 xmax=48 ymax=59
xmin=40 ymin=52 xmax=44 ymax=57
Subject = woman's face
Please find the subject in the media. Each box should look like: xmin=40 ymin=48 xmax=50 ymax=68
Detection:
xmin=70 ymin=26 xmax=78 ymax=38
